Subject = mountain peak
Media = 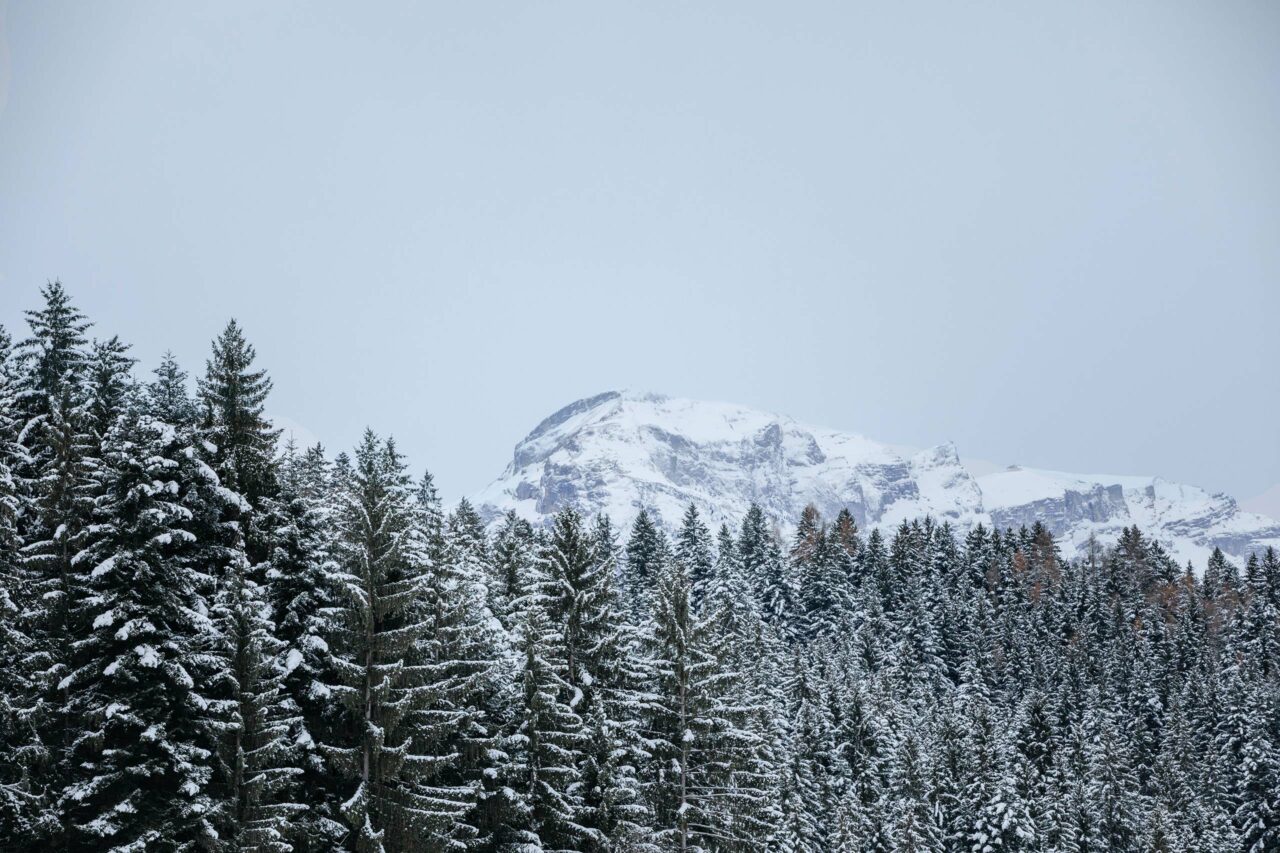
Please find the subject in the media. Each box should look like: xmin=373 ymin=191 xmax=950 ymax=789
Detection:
xmin=479 ymin=392 xmax=982 ymax=531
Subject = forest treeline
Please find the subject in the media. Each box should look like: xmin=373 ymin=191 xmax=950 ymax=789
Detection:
xmin=1 ymin=283 xmax=1279 ymax=852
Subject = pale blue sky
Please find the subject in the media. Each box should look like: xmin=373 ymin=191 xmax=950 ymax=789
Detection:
xmin=1 ymin=1 xmax=1277 ymax=503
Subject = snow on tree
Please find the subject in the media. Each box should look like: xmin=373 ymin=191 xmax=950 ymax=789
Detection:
xmin=318 ymin=431 xmax=472 ymax=851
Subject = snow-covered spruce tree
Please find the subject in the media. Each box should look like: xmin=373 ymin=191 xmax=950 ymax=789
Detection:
xmin=674 ymin=504 xmax=715 ymax=614
xmin=592 ymin=512 xmax=659 ymax=849
xmin=83 ymin=336 xmax=136 ymax=457
xmin=827 ymin=508 xmax=861 ymax=589
xmin=887 ymin=559 xmax=948 ymax=702
xmin=928 ymin=701 xmax=971 ymax=852
xmin=705 ymin=524 xmax=740 ymax=610
xmin=790 ymin=505 xmax=851 ymax=641
xmin=432 ymin=495 xmax=509 ymax=847
xmin=776 ymin=657 xmax=834 ymax=853
xmin=412 ymin=471 xmax=446 ymax=561
xmin=701 ymin=546 xmax=785 ymax=849
xmin=643 ymin=551 xmax=773 ymax=852
xmin=887 ymin=732 xmax=943 ymax=853
xmin=489 ymin=509 xmax=537 ymax=634
xmin=507 ymin=572 xmax=591 ymax=851
xmin=191 ymin=321 xmax=308 ymax=848
xmin=538 ymin=508 xmax=653 ymax=849
xmin=207 ymin=543 xmax=306 ymax=852
xmin=1233 ymin=552 xmax=1280 ymax=679
xmin=148 ymin=350 xmax=199 ymax=430
xmin=624 ymin=508 xmax=668 ymax=619
xmin=866 ymin=533 xmax=902 ymax=642
xmin=265 ymin=445 xmax=346 ymax=850
xmin=319 ymin=431 xmax=472 ymax=851
xmin=1263 ymin=546 xmax=1280 ymax=610
xmin=198 ymin=319 xmax=281 ymax=512
xmin=1234 ymin=683 xmax=1280 ymax=853
xmin=58 ymin=403 xmax=225 ymax=850
xmin=447 ymin=498 xmax=490 ymax=578
xmin=738 ymin=504 xmax=795 ymax=639
xmin=12 ymin=282 xmax=98 ymax=843
xmin=0 ymin=325 xmax=45 ymax=844
xmin=1084 ymin=702 xmax=1142 ymax=851
xmin=541 ymin=508 xmax=613 ymax=719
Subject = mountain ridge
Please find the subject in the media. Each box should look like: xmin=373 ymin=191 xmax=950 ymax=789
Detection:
xmin=472 ymin=390 xmax=1280 ymax=567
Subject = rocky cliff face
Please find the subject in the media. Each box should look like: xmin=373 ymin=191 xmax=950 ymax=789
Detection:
xmin=472 ymin=391 xmax=1280 ymax=567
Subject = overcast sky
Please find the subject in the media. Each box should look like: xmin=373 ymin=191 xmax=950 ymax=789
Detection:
xmin=1 ymin=1 xmax=1277 ymax=504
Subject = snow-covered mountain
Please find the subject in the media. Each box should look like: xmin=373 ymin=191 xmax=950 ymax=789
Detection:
xmin=472 ymin=391 xmax=1280 ymax=567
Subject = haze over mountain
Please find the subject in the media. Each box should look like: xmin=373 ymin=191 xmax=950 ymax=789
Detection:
xmin=474 ymin=390 xmax=1280 ymax=567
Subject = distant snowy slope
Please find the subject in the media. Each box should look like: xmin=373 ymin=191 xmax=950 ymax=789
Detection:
xmin=472 ymin=391 xmax=1280 ymax=566
xmin=978 ymin=467 xmax=1280 ymax=567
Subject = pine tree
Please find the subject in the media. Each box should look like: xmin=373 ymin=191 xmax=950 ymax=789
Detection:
xmin=319 ymin=431 xmax=472 ymax=851
xmin=0 ymin=325 xmax=44 ymax=844
xmin=149 ymin=350 xmax=198 ymax=429
xmin=828 ymin=508 xmax=861 ymax=587
xmin=740 ymin=504 xmax=795 ymax=637
xmin=13 ymin=282 xmax=97 ymax=843
xmin=1086 ymin=705 xmax=1141 ymax=851
xmin=432 ymin=492 xmax=509 ymax=847
xmin=702 ymin=543 xmax=782 ymax=850
xmin=490 ymin=510 xmax=536 ymax=633
xmin=643 ymin=552 xmax=771 ymax=852
xmin=1234 ymin=686 xmax=1280 ymax=853
xmin=674 ymin=504 xmax=715 ymax=613
xmin=736 ymin=504 xmax=774 ymax=600
xmin=264 ymin=448 xmax=345 ymax=850
xmin=889 ymin=732 xmax=943 ymax=853
xmin=861 ymin=528 xmax=892 ymax=613
xmin=208 ymin=547 xmax=305 ymax=851
xmin=83 ymin=337 xmax=135 ymax=455
xmin=536 ymin=508 xmax=654 ymax=848
xmin=198 ymin=319 xmax=281 ymax=509
xmin=793 ymin=507 xmax=851 ymax=641
xmin=580 ymin=524 xmax=656 ymax=851
xmin=779 ymin=657 xmax=835 ymax=852
xmin=509 ymin=587 xmax=590 ymax=851
xmin=624 ymin=509 xmax=668 ymax=618
xmin=59 ymin=405 xmax=225 ymax=850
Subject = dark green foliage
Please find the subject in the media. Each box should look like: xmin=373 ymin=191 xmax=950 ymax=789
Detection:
xmin=60 ymin=408 xmax=227 ymax=850
xmin=624 ymin=508 xmax=667 ymax=618
xmin=198 ymin=319 xmax=281 ymax=508
xmin=319 ymin=432 xmax=474 ymax=851
xmin=675 ymin=503 xmax=715 ymax=612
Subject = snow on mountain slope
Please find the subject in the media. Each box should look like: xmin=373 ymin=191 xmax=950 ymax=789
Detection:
xmin=978 ymin=467 xmax=1280 ymax=567
xmin=472 ymin=391 xmax=1280 ymax=567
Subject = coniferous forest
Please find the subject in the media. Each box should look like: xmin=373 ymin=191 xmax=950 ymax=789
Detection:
xmin=2 ymin=282 xmax=1280 ymax=853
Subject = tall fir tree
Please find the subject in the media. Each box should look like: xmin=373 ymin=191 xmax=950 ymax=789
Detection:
xmin=264 ymin=446 xmax=345 ymax=850
xmin=624 ymin=509 xmax=668 ymax=619
xmin=59 ymin=404 xmax=227 ymax=850
xmin=0 ymin=324 xmax=45 ymax=843
xmin=674 ymin=504 xmax=715 ymax=613
xmin=198 ymin=319 xmax=281 ymax=510
xmin=13 ymin=282 xmax=97 ymax=843
xmin=148 ymin=350 xmax=198 ymax=430
xmin=319 ymin=432 xmax=472 ymax=851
